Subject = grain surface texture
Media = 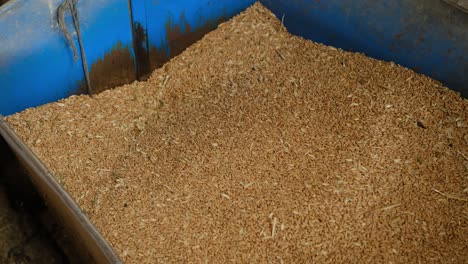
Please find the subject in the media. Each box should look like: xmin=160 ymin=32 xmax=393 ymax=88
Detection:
xmin=7 ymin=3 xmax=468 ymax=263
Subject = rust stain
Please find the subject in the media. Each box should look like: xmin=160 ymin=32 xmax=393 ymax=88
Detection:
xmin=133 ymin=22 xmax=151 ymax=79
xmin=66 ymin=79 xmax=87 ymax=98
xmin=394 ymin=31 xmax=405 ymax=40
xmin=149 ymin=13 xmax=223 ymax=70
xmin=417 ymin=35 xmax=424 ymax=43
xmin=88 ymin=42 xmax=136 ymax=94
xmin=75 ymin=79 xmax=88 ymax=95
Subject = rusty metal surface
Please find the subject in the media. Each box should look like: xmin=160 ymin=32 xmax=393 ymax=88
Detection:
xmin=132 ymin=22 xmax=151 ymax=80
xmin=88 ymin=42 xmax=136 ymax=94
xmin=149 ymin=15 xmax=222 ymax=70
xmin=133 ymin=0 xmax=255 ymax=77
xmin=74 ymin=0 xmax=137 ymax=96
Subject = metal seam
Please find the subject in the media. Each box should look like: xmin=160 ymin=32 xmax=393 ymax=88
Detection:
xmin=57 ymin=0 xmax=93 ymax=96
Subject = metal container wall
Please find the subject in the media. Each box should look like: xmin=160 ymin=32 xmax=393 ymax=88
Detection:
xmin=1 ymin=0 xmax=466 ymax=116
xmin=0 ymin=117 xmax=122 ymax=263
xmin=0 ymin=0 xmax=256 ymax=115
xmin=0 ymin=0 xmax=136 ymax=115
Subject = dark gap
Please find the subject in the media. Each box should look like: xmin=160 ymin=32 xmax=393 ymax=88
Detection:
xmin=0 ymin=136 xmax=79 ymax=263
xmin=0 ymin=0 xmax=10 ymax=7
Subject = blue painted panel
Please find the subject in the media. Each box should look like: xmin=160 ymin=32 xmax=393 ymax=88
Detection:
xmin=261 ymin=0 xmax=468 ymax=97
xmin=76 ymin=0 xmax=136 ymax=93
xmin=0 ymin=0 xmax=137 ymax=115
xmin=1 ymin=0 xmax=466 ymax=116
xmin=141 ymin=0 xmax=255 ymax=70
xmin=0 ymin=0 xmax=86 ymax=116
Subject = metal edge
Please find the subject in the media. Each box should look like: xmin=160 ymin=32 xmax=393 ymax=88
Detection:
xmin=0 ymin=0 xmax=19 ymax=12
xmin=0 ymin=116 xmax=122 ymax=264
xmin=441 ymin=0 xmax=468 ymax=13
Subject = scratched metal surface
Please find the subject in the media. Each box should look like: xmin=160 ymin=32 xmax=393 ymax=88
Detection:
xmin=261 ymin=0 xmax=468 ymax=97
xmin=0 ymin=0 xmax=136 ymax=115
xmin=0 ymin=0 xmax=87 ymax=116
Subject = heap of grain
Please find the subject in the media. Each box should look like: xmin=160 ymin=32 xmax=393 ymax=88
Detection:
xmin=7 ymin=3 xmax=467 ymax=263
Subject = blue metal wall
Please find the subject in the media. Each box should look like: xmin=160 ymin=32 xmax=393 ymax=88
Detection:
xmin=0 ymin=0 xmax=466 ymax=115
xmin=0 ymin=0 xmax=87 ymax=116
xmin=0 ymin=0 xmax=255 ymax=115
xmin=0 ymin=0 xmax=136 ymax=115
xmin=75 ymin=0 xmax=136 ymax=94
xmin=130 ymin=0 xmax=255 ymax=77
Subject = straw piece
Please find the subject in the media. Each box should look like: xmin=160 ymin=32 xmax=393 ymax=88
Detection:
xmin=432 ymin=188 xmax=468 ymax=202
